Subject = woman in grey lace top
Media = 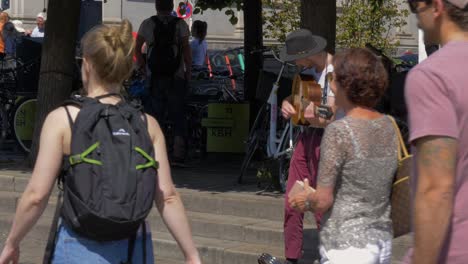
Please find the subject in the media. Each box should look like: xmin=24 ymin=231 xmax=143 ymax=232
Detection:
xmin=289 ymin=48 xmax=398 ymax=264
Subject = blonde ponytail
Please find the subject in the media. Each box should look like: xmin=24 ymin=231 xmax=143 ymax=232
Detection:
xmin=81 ymin=19 xmax=135 ymax=85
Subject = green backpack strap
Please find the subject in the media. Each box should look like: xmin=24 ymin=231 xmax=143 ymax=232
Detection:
xmin=69 ymin=142 xmax=103 ymax=166
xmin=134 ymin=147 xmax=159 ymax=170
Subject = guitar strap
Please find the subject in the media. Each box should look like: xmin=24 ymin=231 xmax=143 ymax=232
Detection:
xmin=321 ymin=64 xmax=329 ymax=105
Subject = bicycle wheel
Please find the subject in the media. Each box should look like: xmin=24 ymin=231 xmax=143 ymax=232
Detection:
xmin=0 ymin=108 xmax=9 ymax=146
xmin=185 ymin=103 xmax=208 ymax=161
xmin=238 ymin=103 xmax=268 ymax=183
xmin=12 ymin=97 xmax=37 ymax=153
xmin=278 ymin=156 xmax=290 ymax=193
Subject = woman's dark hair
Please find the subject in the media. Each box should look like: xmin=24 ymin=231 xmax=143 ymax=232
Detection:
xmin=192 ymin=20 xmax=207 ymax=44
xmin=444 ymin=0 xmax=468 ymax=31
xmin=333 ymin=48 xmax=388 ymax=108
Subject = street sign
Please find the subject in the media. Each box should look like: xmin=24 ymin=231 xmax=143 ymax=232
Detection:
xmin=176 ymin=1 xmax=193 ymax=19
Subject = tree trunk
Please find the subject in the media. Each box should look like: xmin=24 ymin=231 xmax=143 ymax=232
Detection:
xmin=29 ymin=0 xmax=82 ymax=165
xmin=300 ymin=0 xmax=336 ymax=54
xmin=243 ymin=0 xmax=263 ymax=126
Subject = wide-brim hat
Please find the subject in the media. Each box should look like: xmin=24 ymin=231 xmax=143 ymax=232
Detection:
xmin=446 ymin=0 xmax=468 ymax=9
xmin=280 ymin=29 xmax=327 ymax=62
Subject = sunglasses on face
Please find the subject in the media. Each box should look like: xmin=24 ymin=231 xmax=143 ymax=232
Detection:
xmin=408 ymin=0 xmax=433 ymax=13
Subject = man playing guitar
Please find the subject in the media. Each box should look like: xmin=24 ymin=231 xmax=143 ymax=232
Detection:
xmin=279 ymin=29 xmax=337 ymax=264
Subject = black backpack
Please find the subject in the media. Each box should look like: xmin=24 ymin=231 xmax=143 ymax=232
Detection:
xmin=147 ymin=16 xmax=182 ymax=78
xmin=59 ymin=94 xmax=158 ymax=262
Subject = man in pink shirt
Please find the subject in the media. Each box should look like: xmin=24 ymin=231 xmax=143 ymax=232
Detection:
xmin=404 ymin=0 xmax=468 ymax=263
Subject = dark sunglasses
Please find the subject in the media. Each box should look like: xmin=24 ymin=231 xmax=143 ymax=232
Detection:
xmin=408 ymin=0 xmax=432 ymax=13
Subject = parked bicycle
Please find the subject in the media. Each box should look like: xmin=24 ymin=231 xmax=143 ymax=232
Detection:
xmin=0 ymin=57 xmax=39 ymax=153
xmin=238 ymin=48 xmax=300 ymax=193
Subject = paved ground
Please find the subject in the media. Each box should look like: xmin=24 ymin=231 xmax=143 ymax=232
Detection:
xmin=0 ymin=150 xmax=412 ymax=263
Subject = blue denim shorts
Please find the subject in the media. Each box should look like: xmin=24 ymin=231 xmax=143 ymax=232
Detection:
xmin=51 ymin=222 xmax=154 ymax=264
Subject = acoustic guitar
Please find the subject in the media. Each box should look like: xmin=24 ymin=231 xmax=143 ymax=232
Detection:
xmin=258 ymin=253 xmax=283 ymax=264
xmin=291 ymin=73 xmax=333 ymax=126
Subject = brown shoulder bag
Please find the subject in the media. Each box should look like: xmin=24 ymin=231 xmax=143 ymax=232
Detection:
xmin=389 ymin=116 xmax=412 ymax=238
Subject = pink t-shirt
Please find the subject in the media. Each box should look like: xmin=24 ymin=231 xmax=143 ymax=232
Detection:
xmin=404 ymin=41 xmax=468 ymax=263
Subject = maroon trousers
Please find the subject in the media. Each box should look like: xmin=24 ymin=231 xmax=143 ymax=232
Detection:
xmin=284 ymin=128 xmax=323 ymax=260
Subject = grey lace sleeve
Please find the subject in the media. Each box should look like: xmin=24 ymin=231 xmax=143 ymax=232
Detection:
xmin=317 ymin=122 xmax=347 ymax=187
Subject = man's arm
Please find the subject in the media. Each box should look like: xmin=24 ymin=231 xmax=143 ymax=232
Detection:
xmin=412 ymin=136 xmax=457 ymax=264
xmin=135 ymin=34 xmax=146 ymax=72
xmin=181 ymin=35 xmax=192 ymax=80
xmin=305 ymin=96 xmax=337 ymax=128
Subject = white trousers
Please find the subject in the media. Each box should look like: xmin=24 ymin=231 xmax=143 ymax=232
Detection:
xmin=319 ymin=240 xmax=392 ymax=264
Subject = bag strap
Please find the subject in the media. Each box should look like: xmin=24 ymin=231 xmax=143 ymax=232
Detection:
xmin=388 ymin=116 xmax=410 ymax=160
xmin=42 ymin=190 xmax=63 ymax=264
xmin=121 ymin=233 xmax=137 ymax=264
xmin=63 ymin=106 xmax=74 ymax=130
xmin=142 ymin=223 xmax=147 ymax=264
xmin=95 ymin=92 xmax=121 ymax=100
xmin=120 ymin=222 xmax=146 ymax=264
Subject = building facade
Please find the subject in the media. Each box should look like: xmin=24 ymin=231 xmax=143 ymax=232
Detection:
xmin=4 ymin=0 xmax=419 ymax=54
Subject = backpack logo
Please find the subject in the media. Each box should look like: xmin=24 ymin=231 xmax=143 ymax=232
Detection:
xmin=113 ymin=128 xmax=130 ymax=136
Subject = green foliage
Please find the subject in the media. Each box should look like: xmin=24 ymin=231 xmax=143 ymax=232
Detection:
xmin=337 ymin=0 xmax=409 ymax=54
xmin=262 ymin=0 xmax=301 ymax=43
xmin=260 ymin=0 xmax=408 ymax=54
xmin=193 ymin=0 xmax=243 ymax=25
xmin=369 ymin=0 xmax=385 ymax=11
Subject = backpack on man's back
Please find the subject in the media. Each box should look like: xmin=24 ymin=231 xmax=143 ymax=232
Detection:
xmin=147 ymin=16 xmax=182 ymax=78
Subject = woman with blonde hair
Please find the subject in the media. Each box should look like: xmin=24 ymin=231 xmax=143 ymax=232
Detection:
xmin=0 ymin=20 xmax=201 ymax=264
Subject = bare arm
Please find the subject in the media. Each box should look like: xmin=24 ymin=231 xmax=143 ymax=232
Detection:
xmin=147 ymin=115 xmax=200 ymax=264
xmin=287 ymin=179 xmax=334 ymax=214
xmin=281 ymin=95 xmax=296 ymax=120
xmin=181 ymin=35 xmax=192 ymax=80
xmin=281 ymin=96 xmax=337 ymax=128
xmin=135 ymin=34 xmax=146 ymax=72
xmin=305 ymin=96 xmax=337 ymax=128
xmin=288 ymin=123 xmax=342 ymax=213
xmin=0 ymin=109 xmax=66 ymax=263
xmin=412 ymin=136 xmax=457 ymax=264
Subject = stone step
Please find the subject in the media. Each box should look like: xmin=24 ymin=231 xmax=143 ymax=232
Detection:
xmin=153 ymin=231 xmax=307 ymax=264
xmin=0 ymin=173 xmax=313 ymax=223
xmin=0 ymin=208 xmax=410 ymax=264
xmin=0 ymin=172 xmax=412 ymax=263
xmin=152 ymin=210 xmax=317 ymax=248
xmin=0 ymin=190 xmax=317 ymax=248
xmin=0 ymin=213 xmax=315 ymax=264
xmin=178 ymin=188 xmax=288 ymax=222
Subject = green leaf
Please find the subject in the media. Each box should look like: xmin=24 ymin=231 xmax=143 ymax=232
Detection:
xmin=229 ymin=16 xmax=239 ymax=25
xmin=225 ymin=9 xmax=233 ymax=15
xmin=193 ymin=8 xmax=201 ymax=14
xmin=337 ymin=0 xmax=408 ymax=55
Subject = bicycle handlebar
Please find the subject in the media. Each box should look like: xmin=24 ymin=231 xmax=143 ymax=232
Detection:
xmin=250 ymin=48 xmax=271 ymax=55
xmin=250 ymin=47 xmax=296 ymax=67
